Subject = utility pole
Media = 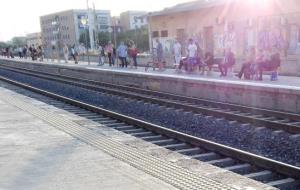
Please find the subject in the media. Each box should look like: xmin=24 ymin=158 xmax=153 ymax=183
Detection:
xmin=87 ymin=0 xmax=94 ymax=51
xmin=147 ymin=12 xmax=153 ymax=52
xmin=93 ymin=3 xmax=98 ymax=47
xmin=86 ymin=0 xmax=91 ymax=64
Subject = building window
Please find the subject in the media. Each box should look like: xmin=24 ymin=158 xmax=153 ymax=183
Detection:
xmin=176 ymin=29 xmax=185 ymax=38
xmin=161 ymin=30 xmax=168 ymax=37
xmin=152 ymin=31 xmax=159 ymax=38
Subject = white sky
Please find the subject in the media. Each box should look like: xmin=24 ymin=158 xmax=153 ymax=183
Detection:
xmin=0 ymin=0 xmax=190 ymax=41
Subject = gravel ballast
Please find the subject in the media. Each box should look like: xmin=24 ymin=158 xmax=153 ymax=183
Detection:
xmin=0 ymin=69 xmax=299 ymax=167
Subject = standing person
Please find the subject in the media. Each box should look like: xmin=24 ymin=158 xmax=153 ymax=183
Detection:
xmin=5 ymin=47 xmax=9 ymax=58
xmin=22 ymin=46 xmax=28 ymax=59
xmin=117 ymin=41 xmax=128 ymax=68
xmin=98 ymin=44 xmax=105 ymax=66
xmin=29 ymin=45 xmax=37 ymax=61
xmin=156 ymin=39 xmax=164 ymax=70
xmin=18 ymin=47 xmax=23 ymax=58
xmin=129 ymin=44 xmax=138 ymax=69
xmin=38 ymin=45 xmax=44 ymax=61
xmin=106 ymin=42 xmax=114 ymax=66
xmin=70 ymin=45 xmax=79 ymax=64
xmin=219 ymin=48 xmax=235 ymax=77
xmin=187 ymin=39 xmax=198 ymax=72
xmin=63 ymin=44 xmax=69 ymax=63
xmin=173 ymin=40 xmax=182 ymax=71
xmin=51 ymin=45 xmax=56 ymax=62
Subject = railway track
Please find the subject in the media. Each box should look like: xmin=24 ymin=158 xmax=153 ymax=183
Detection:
xmin=0 ymin=75 xmax=299 ymax=190
xmin=0 ymin=64 xmax=300 ymax=136
xmin=0 ymin=64 xmax=299 ymax=135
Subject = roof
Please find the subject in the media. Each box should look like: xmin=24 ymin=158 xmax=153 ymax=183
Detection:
xmin=150 ymin=0 xmax=231 ymax=16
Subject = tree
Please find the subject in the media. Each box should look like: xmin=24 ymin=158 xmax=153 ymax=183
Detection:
xmin=116 ymin=27 xmax=149 ymax=52
xmin=79 ymin=29 xmax=90 ymax=48
xmin=0 ymin=42 xmax=10 ymax=49
xmin=9 ymin=36 xmax=26 ymax=48
xmin=97 ymin=32 xmax=110 ymax=46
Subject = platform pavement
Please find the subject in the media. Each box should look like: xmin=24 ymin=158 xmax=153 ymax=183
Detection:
xmin=24 ymin=57 xmax=300 ymax=90
xmin=0 ymin=87 xmax=179 ymax=190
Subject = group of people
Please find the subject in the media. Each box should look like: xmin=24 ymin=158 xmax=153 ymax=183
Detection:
xmin=1 ymin=45 xmax=44 ymax=61
xmin=61 ymin=41 xmax=139 ymax=69
xmin=167 ymin=38 xmax=217 ymax=74
xmin=165 ymin=38 xmax=280 ymax=81
xmin=1 ymin=38 xmax=281 ymax=81
xmin=97 ymin=41 xmax=139 ymax=69
xmin=236 ymin=48 xmax=281 ymax=81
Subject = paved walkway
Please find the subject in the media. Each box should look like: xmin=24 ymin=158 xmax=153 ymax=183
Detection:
xmin=0 ymin=86 xmax=178 ymax=190
xmin=4 ymin=57 xmax=300 ymax=90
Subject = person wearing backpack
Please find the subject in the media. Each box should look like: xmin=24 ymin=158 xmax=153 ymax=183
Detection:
xmin=129 ymin=44 xmax=138 ymax=69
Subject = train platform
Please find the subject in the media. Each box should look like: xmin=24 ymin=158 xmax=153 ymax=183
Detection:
xmin=0 ymin=84 xmax=177 ymax=190
xmin=11 ymin=57 xmax=300 ymax=89
xmin=0 ymin=57 xmax=299 ymax=113
xmin=0 ymin=75 xmax=275 ymax=190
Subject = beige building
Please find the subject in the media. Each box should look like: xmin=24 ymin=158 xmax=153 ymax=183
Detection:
xmin=149 ymin=0 xmax=300 ymax=75
xmin=26 ymin=32 xmax=42 ymax=47
xmin=120 ymin=11 xmax=148 ymax=31
xmin=40 ymin=9 xmax=111 ymax=55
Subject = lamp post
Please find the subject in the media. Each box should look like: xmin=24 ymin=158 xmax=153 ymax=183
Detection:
xmin=80 ymin=17 xmax=90 ymax=65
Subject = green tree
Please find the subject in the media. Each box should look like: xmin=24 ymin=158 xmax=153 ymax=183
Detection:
xmin=9 ymin=36 xmax=26 ymax=48
xmin=79 ymin=30 xmax=90 ymax=48
xmin=97 ymin=32 xmax=110 ymax=46
xmin=0 ymin=42 xmax=10 ymax=49
xmin=116 ymin=27 xmax=149 ymax=52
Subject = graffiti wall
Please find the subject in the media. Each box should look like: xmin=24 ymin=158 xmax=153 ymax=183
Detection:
xmin=257 ymin=28 xmax=286 ymax=50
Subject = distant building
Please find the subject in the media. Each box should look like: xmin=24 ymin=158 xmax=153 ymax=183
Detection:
xmin=120 ymin=11 xmax=148 ymax=31
xmin=111 ymin=16 xmax=122 ymax=33
xmin=40 ymin=9 xmax=111 ymax=53
xmin=26 ymin=32 xmax=42 ymax=47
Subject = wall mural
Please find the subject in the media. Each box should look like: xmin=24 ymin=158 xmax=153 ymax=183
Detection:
xmin=257 ymin=28 xmax=286 ymax=50
xmin=215 ymin=32 xmax=236 ymax=49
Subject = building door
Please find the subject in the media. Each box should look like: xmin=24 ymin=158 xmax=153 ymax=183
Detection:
xmin=204 ymin=26 xmax=214 ymax=53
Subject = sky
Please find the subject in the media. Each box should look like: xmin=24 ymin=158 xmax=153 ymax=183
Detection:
xmin=0 ymin=0 xmax=191 ymax=41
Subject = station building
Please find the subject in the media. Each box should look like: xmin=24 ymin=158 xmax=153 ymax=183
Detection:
xmin=149 ymin=0 xmax=300 ymax=76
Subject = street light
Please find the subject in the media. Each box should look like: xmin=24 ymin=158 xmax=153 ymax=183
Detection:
xmin=80 ymin=17 xmax=90 ymax=65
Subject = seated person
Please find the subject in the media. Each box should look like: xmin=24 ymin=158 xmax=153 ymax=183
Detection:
xmin=257 ymin=49 xmax=280 ymax=81
xmin=219 ymin=48 xmax=235 ymax=77
xmin=198 ymin=51 xmax=214 ymax=75
xmin=236 ymin=47 xmax=256 ymax=79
